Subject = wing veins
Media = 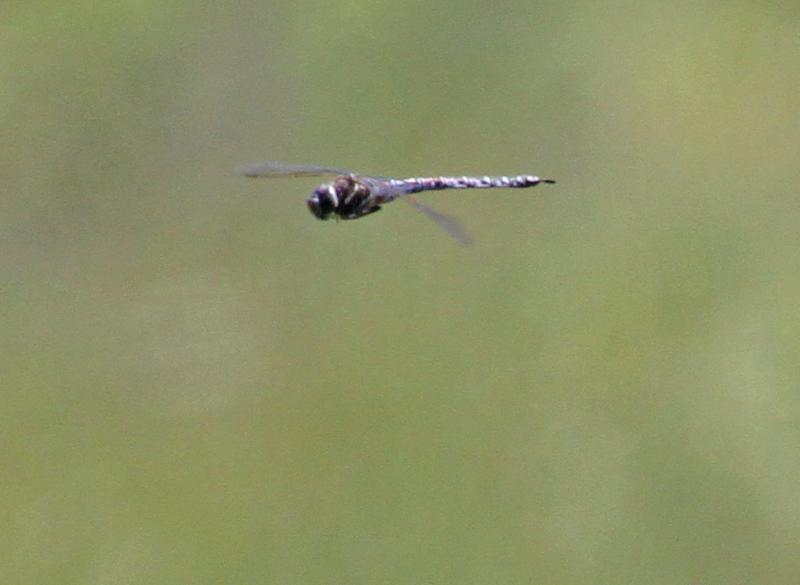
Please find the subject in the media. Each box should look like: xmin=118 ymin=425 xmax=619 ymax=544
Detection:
xmin=404 ymin=196 xmax=473 ymax=246
xmin=236 ymin=161 xmax=353 ymax=178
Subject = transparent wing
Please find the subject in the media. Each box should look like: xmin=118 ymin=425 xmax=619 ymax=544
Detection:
xmin=236 ymin=161 xmax=354 ymax=178
xmin=404 ymin=196 xmax=473 ymax=246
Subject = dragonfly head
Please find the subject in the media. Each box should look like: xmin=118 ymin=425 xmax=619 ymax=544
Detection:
xmin=307 ymin=184 xmax=338 ymax=220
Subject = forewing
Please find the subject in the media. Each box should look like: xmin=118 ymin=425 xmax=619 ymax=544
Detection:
xmin=404 ymin=196 xmax=473 ymax=246
xmin=236 ymin=161 xmax=353 ymax=178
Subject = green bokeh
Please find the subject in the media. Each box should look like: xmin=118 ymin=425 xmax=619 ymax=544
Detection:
xmin=3 ymin=2 xmax=800 ymax=583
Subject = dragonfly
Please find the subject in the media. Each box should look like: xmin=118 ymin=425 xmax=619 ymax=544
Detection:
xmin=237 ymin=161 xmax=555 ymax=245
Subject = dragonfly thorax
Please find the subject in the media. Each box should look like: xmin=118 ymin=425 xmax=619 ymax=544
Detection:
xmin=307 ymin=175 xmax=378 ymax=221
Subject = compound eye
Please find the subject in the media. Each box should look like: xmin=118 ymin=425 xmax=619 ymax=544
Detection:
xmin=307 ymin=189 xmax=335 ymax=220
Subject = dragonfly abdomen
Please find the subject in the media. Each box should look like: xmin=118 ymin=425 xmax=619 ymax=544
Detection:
xmin=389 ymin=175 xmax=555 ymax=195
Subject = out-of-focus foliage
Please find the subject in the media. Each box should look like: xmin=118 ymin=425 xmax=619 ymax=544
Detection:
xmin=3 ymin=2 xmax=800 ymax=584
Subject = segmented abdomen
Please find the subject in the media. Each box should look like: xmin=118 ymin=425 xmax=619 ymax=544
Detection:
xmin=377 ymin=175 xmax=554 ymax=200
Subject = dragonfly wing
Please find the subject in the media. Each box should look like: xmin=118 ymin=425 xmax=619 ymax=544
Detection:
xmin=236 ymin=161 xmax=353 ymax=178
xmin=404 ymin=196 xmax=473 ymax=246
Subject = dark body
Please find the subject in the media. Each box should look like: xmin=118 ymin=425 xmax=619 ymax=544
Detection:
xmin=307 ymin=173 xmax=555 ymax=222
xmin=237 ymin=161 xmax=555 ymax=244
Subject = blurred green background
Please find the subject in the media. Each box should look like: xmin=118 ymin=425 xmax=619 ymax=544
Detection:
xmin=3 ymin=1 xmax=800 ymax=583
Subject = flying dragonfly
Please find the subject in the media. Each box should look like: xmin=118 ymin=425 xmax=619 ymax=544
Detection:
xmin=236 ymin=161 xmax=556 ymax=245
